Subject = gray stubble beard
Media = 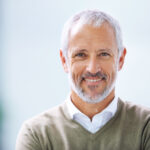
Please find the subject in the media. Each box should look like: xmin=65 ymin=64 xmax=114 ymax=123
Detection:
xmin=68 ymin=70 xmax=118 ymax=104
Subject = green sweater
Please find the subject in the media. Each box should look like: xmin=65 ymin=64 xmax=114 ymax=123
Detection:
xmin=16 ymin=99 xmax=150 ymax=150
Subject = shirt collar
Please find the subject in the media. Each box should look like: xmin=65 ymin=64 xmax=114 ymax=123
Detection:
xmin=66 ymin=94 xmax=118 ymax=119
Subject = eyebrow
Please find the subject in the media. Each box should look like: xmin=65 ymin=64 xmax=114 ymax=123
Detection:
xmin=71 ymin=49 xmax=88 ymax=54
xmin=96 ymin=48 xmax=112 ymax=52
xmin=70 ymin=48 xmax=113 ymax=55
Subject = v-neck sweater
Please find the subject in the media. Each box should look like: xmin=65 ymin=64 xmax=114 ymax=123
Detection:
xmin=16 ymin=98 xmax=150 ymax=150
xmin=66 ymin=95 xmax=118 ymax=133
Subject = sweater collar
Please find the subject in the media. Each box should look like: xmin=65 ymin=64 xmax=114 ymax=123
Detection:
xmin=66 ymin=93 xmax=118 ymax=120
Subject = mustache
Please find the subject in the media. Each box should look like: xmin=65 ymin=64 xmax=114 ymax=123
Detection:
xmin=82 ymin=71 xmax=107 ymax=80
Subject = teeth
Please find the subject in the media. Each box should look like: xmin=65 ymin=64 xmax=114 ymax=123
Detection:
xmin=85 ymin=79 xmax=101 ymax=82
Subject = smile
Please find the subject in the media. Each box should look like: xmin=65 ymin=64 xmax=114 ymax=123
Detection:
xmin=85 ymin=79 xmax=102 ymax=82
xmin=83 ymin=78 xmax=105 ymax=87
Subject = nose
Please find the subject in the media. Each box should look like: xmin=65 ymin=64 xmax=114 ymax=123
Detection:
xmin=86 ymin=57 xmax=100 ymax=74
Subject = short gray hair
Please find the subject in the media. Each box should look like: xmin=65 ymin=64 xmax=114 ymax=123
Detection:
xmin=60 ymin=9 xmax=124 ymax=58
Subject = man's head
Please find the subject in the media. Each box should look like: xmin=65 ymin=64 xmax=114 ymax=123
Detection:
xmin=60 ymin=10 xmax=126 ymax=104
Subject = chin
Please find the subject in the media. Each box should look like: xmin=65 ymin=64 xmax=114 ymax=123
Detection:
xmin=68 ymin=73 xmax=116 ymax=104
xmin=77 ymin=89 xmax=112 ymax=104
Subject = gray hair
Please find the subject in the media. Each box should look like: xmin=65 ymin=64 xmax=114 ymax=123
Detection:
xmin=60 ymin=9 xmax=124 ymax=58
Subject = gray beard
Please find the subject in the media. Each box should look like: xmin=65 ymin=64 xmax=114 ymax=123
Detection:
xmin=68 ymin=72 xmax=117 ymax=104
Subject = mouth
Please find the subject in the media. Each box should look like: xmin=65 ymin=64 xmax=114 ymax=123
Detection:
xmin=80 ymin=72 xmax=107 ymax=87
xmin=85 ymin=78 xmax=102 ymax=82
xmin=83 ymin=77 xmax=105 ymax=86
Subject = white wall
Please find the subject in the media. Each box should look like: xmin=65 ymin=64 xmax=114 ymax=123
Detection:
xmin=1 ymin=0 xmax=150 ymax=149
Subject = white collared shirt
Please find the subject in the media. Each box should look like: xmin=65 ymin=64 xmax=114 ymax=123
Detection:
xmin=66 ymin=95 xmax=118 ymax=133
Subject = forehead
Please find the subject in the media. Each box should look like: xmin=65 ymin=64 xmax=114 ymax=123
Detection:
xmin=68 ymin=22 xmax=117 ymax=52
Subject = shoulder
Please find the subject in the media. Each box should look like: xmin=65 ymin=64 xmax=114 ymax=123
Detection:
xmin=16 ymin=104 xmax=68 ymax=149
xmin=117 ymin=99 xmax=150 ymax=149
xmin=16 ymin=103 xmax=69 ymax=149
xmin=23 ymin=103 xmax=67 ymax=130
xmin=119 ymin=98 xmax=150 ymax=123
xmin=122 ymin=99 xmax=150 ymax=115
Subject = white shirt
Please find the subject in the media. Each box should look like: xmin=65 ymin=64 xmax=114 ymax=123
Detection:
xmin=66 ymin=95 xmax=118 ymax=133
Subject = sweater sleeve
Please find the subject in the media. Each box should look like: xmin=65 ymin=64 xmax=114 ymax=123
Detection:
xmin=142 ymin=120 xmax=150 ymax=150
xmin=16 ymin=122 xmax=42 ymax=150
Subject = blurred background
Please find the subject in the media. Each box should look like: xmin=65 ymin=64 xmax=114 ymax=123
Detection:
xmin=1 ymin=0 xmax=150 ymax=149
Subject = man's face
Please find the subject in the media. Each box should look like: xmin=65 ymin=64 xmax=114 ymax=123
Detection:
xmin=62 ymin=22 xmax=124 ymax=103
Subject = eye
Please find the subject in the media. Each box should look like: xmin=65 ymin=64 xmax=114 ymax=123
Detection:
xmin=99 ymin=52 xmax=110 ymax=57
xmin=75 ymin=52 xmax=87 ymax=58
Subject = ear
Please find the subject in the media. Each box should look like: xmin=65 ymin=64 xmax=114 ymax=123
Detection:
xmin=118 ymin=48 xmax=127 ymax=71
xmin=59 ymin=49 xmax=68 ymax=73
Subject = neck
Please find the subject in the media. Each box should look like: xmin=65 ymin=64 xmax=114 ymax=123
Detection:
xmin=71 ymin=90 xmax=115 ymax=120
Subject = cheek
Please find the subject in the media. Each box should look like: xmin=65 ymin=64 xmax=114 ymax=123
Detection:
xmin=101 ymin=61 xmax=117 ymax=78
xmin=109 ymin=63 xmax=118 ymax=81
xmin=70 ymin=63 xmax=84 ymax=82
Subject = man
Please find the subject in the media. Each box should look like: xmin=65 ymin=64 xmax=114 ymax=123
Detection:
xmin=16 ymin=10 xmax=150 ymax=150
